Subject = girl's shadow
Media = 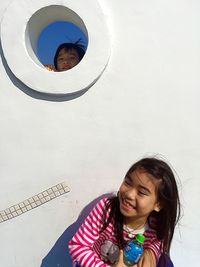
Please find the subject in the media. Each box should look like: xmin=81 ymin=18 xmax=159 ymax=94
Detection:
xmin=40 ymin=193 xmax=112 ymax=267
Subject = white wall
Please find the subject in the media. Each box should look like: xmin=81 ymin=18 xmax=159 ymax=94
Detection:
xmin=0 ymin=0 xmax=200 ymax=266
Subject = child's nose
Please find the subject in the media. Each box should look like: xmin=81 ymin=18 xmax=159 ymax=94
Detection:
xmin=62 ymin=60 xmax=70 ymax=66
xmin=63 ymin=59 xmax=68 ymax=64
xmin=125 ymin=188 xmax=137 ymax=200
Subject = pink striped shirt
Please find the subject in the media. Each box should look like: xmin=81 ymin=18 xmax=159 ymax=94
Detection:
xmin=68 ymin=197 xmax=162 ymax=267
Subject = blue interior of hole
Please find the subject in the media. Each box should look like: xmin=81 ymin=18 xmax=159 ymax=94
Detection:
xmin=37 ymin=21 xmax=88 ymax=65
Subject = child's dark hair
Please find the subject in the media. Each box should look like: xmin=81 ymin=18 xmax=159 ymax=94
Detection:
xmin=54 ymin=42 xmax=86 ymax=70
xmin=102 ymin=157 xmax=181 ymax=262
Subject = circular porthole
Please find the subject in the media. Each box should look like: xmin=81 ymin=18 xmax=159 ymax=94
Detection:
xmin=1 ymin=0 xmax=110 ymax=95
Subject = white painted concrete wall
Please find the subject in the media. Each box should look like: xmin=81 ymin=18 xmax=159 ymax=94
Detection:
xmin=0 ymin=0 xmax=200 ymax=266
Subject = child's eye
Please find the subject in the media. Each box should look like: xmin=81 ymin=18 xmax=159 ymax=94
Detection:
xmin=138 ymin=190 xmax=148 ymax=196
xmin=124 ymin=179 xmax=131 ymax=186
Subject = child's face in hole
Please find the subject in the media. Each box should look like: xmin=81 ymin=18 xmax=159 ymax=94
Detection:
xmin=56 ymin=48 xmax=80 ymax=71
xmin=118 ymin=169 xmax=161 ymax=227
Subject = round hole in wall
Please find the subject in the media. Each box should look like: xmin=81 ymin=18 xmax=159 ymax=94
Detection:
xmin=37 ymin=21 xmax=88 ymax=72
xmin=26 ymin=5 xmax=88 ymax=69
xmin=1 ymin=0 xmax=110 ymax=95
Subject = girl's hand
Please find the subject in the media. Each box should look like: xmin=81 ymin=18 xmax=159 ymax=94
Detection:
xmin=112 ymin=250 xmax=137 ymax=267
xmin=137 ymin=249 xmax=156 ymax=267
xmin=44 ymin=64 xmax=56 ymax=71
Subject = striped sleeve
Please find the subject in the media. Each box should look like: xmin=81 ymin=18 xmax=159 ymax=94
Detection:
xmin=143 ymin=229 xmax=162 ymax=262
xmin=68 ymin=198 xmax=111 ymax=267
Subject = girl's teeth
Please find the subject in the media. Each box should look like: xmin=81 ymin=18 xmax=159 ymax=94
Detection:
xmin=124 ymin=200 xmax=132 ymax=207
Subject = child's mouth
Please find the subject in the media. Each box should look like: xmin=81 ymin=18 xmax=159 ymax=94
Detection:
xmin=121 ymin=198 xmax=136 ymax=211
xmin=62 ymin=66 xmax=70 ymax=70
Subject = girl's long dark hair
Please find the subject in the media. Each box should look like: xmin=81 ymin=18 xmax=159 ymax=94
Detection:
xmin=101 ymin=157 xmax=181 ymax=263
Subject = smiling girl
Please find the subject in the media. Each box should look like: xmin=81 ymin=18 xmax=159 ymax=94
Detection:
xmin=68 ymin=157 xmax=181 ymax=267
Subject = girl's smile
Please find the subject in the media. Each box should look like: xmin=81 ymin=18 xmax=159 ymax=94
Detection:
xmin=120 ymin=197 xmax=136 ymax=212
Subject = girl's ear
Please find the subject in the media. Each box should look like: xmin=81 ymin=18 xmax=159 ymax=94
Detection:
xmin=154 ymin=202 xmax=162 ymax=212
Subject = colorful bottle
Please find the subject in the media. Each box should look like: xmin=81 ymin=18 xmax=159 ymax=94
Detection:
xmin=123 ymin=233 xmax=145 ymax=266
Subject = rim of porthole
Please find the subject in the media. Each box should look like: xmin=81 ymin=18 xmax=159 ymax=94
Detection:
xmin=0 ymin=0 xmax=110 ymax=95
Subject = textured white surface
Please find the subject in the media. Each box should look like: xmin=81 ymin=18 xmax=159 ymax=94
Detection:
xmin=0 ymin=0 xmax=200 ymax=267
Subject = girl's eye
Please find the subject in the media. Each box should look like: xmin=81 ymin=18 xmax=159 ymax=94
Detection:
xmin=124 ymin=179 xmax=131 ymax=186
xmin=138 ymin=191 xmax=148 ymax=196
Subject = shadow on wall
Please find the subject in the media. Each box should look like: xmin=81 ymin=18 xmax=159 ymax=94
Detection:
xmin=0 ymin=40 xmax=87 ymax=102
xmin=40 ymin=193 xmax=113 ymax=267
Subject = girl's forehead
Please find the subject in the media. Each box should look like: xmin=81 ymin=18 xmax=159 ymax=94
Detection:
xmin=128 ymin=169 xmax=161 ymax=189
xmin=58 ymin=48 xmax=78 ymax=56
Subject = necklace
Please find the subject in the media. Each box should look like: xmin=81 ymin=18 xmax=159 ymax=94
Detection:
xmin=123 ymin=223 xmax=146 ymax=238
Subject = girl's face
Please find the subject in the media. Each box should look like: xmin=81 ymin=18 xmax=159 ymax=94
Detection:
xmin=56 ymin=48 xmax=80 ymax=71
xmin=118 ymin=169 xmax=161 ymax=227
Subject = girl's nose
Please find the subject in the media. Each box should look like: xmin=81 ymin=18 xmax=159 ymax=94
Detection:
xmin=63 ymin=59 xmax=68 ymax=64
xmin=62 ymin=61 xmax=70 ymax=67
xmin=125 ymin=188 xmax=136 ymax=200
